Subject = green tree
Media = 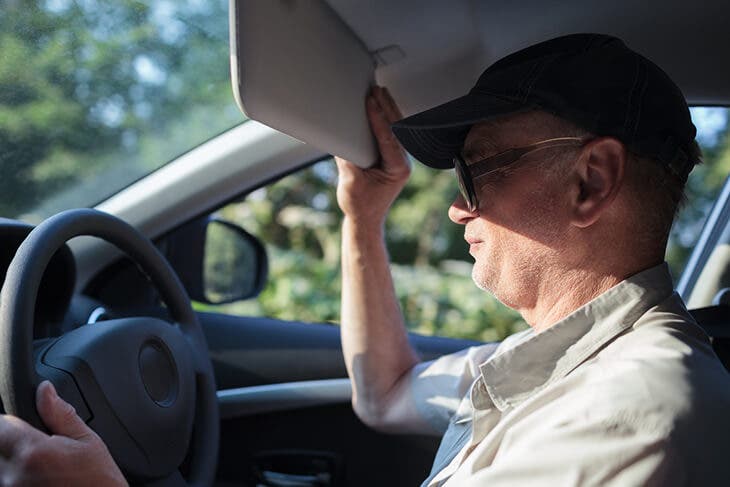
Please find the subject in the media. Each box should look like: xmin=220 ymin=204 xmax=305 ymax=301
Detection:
xmin=0 ymin=0 xmax=238 ymax=219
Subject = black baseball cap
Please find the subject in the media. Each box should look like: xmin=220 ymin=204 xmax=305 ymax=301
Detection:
xmin=391 ymin=33 xmax=697 ymax=181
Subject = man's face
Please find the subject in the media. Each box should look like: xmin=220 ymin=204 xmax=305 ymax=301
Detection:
xmin=448 ymin=113 xmax=577 ymax=310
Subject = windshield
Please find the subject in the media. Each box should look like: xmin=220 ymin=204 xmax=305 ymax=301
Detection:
xmin=0 ymin=0 xmax=244 ymax=223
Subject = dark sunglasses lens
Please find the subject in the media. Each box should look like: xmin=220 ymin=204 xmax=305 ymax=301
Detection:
xmin=454 ymin=161 xmax=477 ymax=211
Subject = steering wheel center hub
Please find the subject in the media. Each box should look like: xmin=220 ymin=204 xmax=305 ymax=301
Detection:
xmin=139 ymin=339 xmax=178 ymax=406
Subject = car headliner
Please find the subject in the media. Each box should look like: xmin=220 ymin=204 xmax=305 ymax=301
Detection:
xmin=329 ymin=0 xmax=730 ymax=115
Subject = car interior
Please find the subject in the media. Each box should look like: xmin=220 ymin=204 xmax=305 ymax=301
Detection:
xmin=2 ymin=1 xmax=730 ymax=486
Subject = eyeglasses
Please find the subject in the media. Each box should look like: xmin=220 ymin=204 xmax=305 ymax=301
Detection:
xmin=453 ymin=136 xmax=588 ymax=212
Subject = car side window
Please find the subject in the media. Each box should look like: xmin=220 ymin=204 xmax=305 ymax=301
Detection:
xmin=200 ymin=107 xmax=729 ymax=341
xmin=197 ymin=157 xmax=526 ymax=341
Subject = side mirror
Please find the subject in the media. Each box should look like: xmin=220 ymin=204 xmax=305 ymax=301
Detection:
xmin=161 ymin=216 xmax=268 ymax=304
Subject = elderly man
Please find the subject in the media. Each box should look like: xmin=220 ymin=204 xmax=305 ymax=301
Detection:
xmin=336 ymin=34 xmax=730 ymax=485
xmin=1 ymin=33 xmax=729 ymax=486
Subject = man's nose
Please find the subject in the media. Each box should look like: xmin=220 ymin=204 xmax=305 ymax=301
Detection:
xmin=448 ymin=193 xmax=477 ymax=224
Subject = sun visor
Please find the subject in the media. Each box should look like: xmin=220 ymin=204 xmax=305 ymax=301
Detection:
xmin=230 ymin=0 xmax=378 ymax=167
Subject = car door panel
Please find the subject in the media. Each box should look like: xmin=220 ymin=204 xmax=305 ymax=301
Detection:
xmin=216 ymin=403 xmax=440 ymax=487
xmin=200 ymin=311 xmax=482 ymax=486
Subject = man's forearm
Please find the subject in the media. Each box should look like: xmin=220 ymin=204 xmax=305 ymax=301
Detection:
xmin=340 ymin=217 xmax=420 ymax=425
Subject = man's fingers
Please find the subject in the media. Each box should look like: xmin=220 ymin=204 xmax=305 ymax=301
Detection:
xmin=367 ymin=87 xmax=401 ymax=137
xmin=366 ymin=91 xmax=408 ymax=167
xmin=0 ymin=416 xmax=26 ymax=457
xmin=335 ymin=155 xmax=358 ymax=171
xmin=0 ymin=454 xmax=20 ymax=487
xmin=36 ymin=381 xmax=91 ymax=441
xmin=335 ymin=156 xmax=358 ymax=182
xmin=376 ymin=86 xmax=404 ymax=123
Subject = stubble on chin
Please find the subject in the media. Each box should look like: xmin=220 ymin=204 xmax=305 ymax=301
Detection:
xmin=471 ymin=261 xmax=495 ymax=295
xmin=471 ymin=264 xmax=486 ymax=289
xmin=470 ymin=253 xmax=544 ymax=311
xmin=472 ymin=264 xmax=524 ymax=310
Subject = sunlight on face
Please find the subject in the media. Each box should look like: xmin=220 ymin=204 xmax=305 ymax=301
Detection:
xmin=458 ymin=113 xmax=578 ymax=310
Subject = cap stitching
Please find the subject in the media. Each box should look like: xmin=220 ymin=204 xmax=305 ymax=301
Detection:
xmin=415 ymin=128 xmax=456 ymax=159
xmin=630 ymin=61 xmax=649 ymax=143
xmin=582 ymin=34 xmax=597 ymax=52
xmin=406 ymin=128 xmax=433 ymax=159
xmin=516 ymin=59 xmax=541 ymax=101
xmin=522 ymin=54 xmax=557 ymax=99
xmin=411 ymin=128 xmax=443 ymax=158
xmin=623 ymin=56 xmax=642 ymax=143
xmin=468 ymin=91 xmax=525 ymax=104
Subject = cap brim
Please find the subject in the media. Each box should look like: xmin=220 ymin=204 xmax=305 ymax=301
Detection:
xmin=392 ymin=92 xmax=526 ymax=169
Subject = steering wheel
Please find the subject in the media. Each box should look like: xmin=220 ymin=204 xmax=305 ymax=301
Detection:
xmin=0 ymin=209 xmax=219 ymax=487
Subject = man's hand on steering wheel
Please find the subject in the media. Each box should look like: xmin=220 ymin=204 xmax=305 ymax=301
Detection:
xmin=0 ymin=381 xmax=126 ymax=486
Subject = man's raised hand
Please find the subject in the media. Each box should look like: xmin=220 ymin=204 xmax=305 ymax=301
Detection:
xmin=335 ymin=86 xmax=410 ymax=227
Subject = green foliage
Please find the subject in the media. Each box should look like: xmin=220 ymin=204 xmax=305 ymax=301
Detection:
xmin=0 ymin=0 xmax=242 ymax=221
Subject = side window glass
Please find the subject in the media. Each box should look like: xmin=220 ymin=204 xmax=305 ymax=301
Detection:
xmin=202 ymin=158 xmax=526 ymax=341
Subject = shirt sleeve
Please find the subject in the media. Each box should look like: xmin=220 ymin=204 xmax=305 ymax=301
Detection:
xmin=454 ymin=412 xmax=684 ymax=487
xmin=410 ymin=343 xmax=500 ymax=434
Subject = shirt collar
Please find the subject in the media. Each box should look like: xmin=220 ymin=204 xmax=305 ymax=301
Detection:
xmin=478 ymin=263 xmax=675 ymax=411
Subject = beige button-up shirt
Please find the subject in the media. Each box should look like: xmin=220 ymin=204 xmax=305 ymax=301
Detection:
xmin=410 ymin=264 xmax=730 ymax=486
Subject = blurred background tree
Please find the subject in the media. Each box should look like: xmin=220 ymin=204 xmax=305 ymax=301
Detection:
xmin=0 ymin=0 xmax=240 ymax=220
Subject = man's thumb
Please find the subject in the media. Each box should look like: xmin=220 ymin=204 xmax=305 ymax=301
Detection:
xmin=36 ymin=380 xmax=91 ymax=440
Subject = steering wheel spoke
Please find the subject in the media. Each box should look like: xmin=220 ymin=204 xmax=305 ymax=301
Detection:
xmin=177 ymin=324 xmax=210 ymax=377
xmin=34 ymin=344 xmax=93 ymax=424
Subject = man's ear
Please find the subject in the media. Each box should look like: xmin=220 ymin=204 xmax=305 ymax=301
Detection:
xmin=571 ymin=138 xmax=626 ymax=228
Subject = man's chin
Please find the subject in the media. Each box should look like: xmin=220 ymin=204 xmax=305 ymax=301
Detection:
xmin=471 ymin=267 xmax=493 ymax=293
xmin=471 ymin=267 xmax=514 ymax=308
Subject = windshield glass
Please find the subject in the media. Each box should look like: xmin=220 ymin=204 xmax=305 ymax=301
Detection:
xmin=1 ymin=0 xmax=244 ymax=223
